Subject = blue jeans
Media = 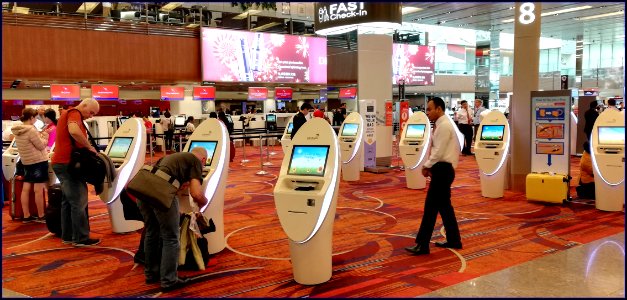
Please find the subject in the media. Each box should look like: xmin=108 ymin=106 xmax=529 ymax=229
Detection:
xmin=52 ymin=163 xmax=90 ymax=242
xmin=138 ymin=196 xmax=180 ymax=287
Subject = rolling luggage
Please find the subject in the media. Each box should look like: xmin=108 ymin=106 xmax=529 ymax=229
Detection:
xmin=10 ymin=175 xmax=45 ymax=220
xmin=526 ymin=173 xmax=570 ymax=204
xmin=46 ymin=184 xmax=63 ymax=236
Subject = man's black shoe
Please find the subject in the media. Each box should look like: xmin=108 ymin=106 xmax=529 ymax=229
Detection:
xmin=161 ymin=278 xmax=190 ymax=292
xmin=145 ymin=278 xmax=159 ymax=284
xmin=435 ymin=241 xmax=463 ymax=249
xmin=404 ymin=244 xmax=429 ymax=255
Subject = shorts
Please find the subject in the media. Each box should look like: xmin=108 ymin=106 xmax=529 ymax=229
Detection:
xmin=24 ymin=161 xmax=49 ymax=183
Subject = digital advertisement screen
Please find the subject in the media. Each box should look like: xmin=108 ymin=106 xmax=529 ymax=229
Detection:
xmin=248 ymin=87 xmax=268 ymax=100
xmin=201 ymin=27 xmax=327 ymax=84
xmin=341 ymin=123 xmax=359 ymax=136
xmin=392 ymin=44 xmax=435 ymax=86
xmin=189 ymin=141 xmax=218 ymax=166
xmin=598 ymin=126 xmax=625 ymax=145
xmin=174 ymin=116 xmax=186 ymax=126
xmin=50 ymin=84 xmax=81 ymax=101
xmin=319 ymin=89 xmax=328 ymax=102
xmin=339 ymin=87 xmax=357 ymax=99
xmin=274 ymin=87 xmax=293 ymax=100
xmin=286 ymin=122 xmax=293 ymax=134
xmin=405 ymin=124 xmax=426 ymax=139
xmin=266 ymin=114 xmax=276 ymax=122
xmin=192 ymin=86 xmax=216 ymax=100
xmin=160 ymin=86 xmax=185 ymax=101
xmin=108 ymin=137 xmax=133 ymax=158
xmin=480 ymin=125 xmax=505 ymax=141
xmin=288 ymin=145 xmax=330 ymax=177
xmin=91 ymin=84 xmax=119 ymax=100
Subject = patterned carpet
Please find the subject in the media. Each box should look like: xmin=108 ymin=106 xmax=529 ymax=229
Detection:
xmin=2 ymin=146 xmax=624 ymax=297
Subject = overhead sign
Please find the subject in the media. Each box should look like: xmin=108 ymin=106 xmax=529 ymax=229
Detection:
xmin=248 ymin=87 xmax=268 ymax=100
xmin=160 ymin=86 xmax=185 ymax=101
xmin=338 ymin=87 xmax=357 ymax=99
xmin=91 ymin=84 xmax=119 ymax=100
xmin=274 ymin=87 xmax=293 ymax=100
xmin=50 ymin=84 xmax=81 ymax=101
xmin=193 ymin=86 xmax=216 ymax=100
xmin=314 ymin=2 xmax=402 ymax=35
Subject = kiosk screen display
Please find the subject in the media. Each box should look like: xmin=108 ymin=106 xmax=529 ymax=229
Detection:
xmin=108 ymin=137 xmax=133 ymax=158
xmin=288 ymin=145 xmax=330 ymax=177
xmin=598 ymin=127 xmax=625 ymax=145
xmin=189 ymin=141 xmax=218 ymax=166
xmin=480 ymin=125 xmax=505 ymax=141
xmin=174 ymin=116 xmax=186 ymax=127
xmin=266 ymin=114 xmax=276 ymax=122
xmin=405 ymin=124 xmax=426 ymax=139
xmin=286 ymin=123 xmax=293 ymax=134
xmin=341 ymin=123 xmax=359 ymax=136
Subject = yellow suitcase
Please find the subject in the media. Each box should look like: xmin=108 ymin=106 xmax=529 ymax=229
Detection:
xmin=526 ymin=173 xmax=570 ymax=204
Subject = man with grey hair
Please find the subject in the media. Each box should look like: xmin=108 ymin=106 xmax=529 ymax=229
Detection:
xmin=51 ymin=98 xmax=101 ymax=247
xmin=472 ymin=99 xmax=487 ymax=141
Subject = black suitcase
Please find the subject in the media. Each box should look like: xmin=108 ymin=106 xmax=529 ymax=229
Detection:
xmin=46 ymin=184 xmax=63 ymax=236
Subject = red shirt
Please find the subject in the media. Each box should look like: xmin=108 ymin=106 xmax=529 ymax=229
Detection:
xmin=51 ymin=109 xmax=87 ymax=164
xmin=144 ymin=120 xmax=153 ymax=133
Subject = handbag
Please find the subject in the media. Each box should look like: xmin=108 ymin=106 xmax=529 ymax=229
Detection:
xmin=67 ymin=109 xmax=106 ymax=185
xmin=126 ymin=159 xmax=180 ymax=211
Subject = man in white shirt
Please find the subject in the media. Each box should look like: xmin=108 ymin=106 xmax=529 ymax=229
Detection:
xmin=456 ymin=100 xmax=474 ymax=155
xmin=472 ymin=99 xmax=487 ymax=142
xmin=406 ymin=97 xmax=462 ymax=255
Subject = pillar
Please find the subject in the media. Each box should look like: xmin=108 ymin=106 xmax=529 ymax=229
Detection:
xmin=510 ymin=2 xmax=541 ymax=192
xmin=489 ymin=30 xmax=501 ymax=103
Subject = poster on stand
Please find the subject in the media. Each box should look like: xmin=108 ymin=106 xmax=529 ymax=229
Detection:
xmin=385 ymin=101 xmax=393 ymax=126
xmin=360 ymin=99 xmax=377 ymax=168
xmin=530 ymin=90 xmax=571 ymax=175
xmin=399 ymin=101 xmax=410 ymax=136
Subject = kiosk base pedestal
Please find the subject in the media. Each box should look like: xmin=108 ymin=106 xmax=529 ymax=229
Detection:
xmin=479 ymin=170 xmax=506 ymax=198
xmin=342 ymin=161 xmax=360 ymax=181
xmin=595 ymin=182 xmax=624 ymax=212
xmin=405 ymin=167 xmax=426 ymax=189
xmin=288 ymin=227 xmax=333 ymax=285
xmin=108 ymin=198 xmax=144 ymax=233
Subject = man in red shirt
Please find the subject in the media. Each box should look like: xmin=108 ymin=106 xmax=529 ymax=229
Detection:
xmin=51 ymin=98 xmax=101 ymax=246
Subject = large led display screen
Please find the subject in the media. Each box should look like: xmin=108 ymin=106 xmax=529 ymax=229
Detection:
xmin=91 ymin=84 xmax=119 ymax=100
xmin=288 ymin=145 xmax=330 ymax=177
xmin=50 ymin=84 xmax=81 ymax=101
xmin=201 ymin=27 xmax=327 ymax=84
xmin=193 ymin=86 xmax=216 ymax=100
xmin=161 ymin=86 xmax=185 ymax=101
xmin=392 ymin=44 xmax=435 ymax=86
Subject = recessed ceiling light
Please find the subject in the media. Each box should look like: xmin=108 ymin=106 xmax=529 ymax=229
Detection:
xmin=402 ymin=7 xmax=423 ymax=15
xmin=578 ymin=10 xmax=624 ymax=20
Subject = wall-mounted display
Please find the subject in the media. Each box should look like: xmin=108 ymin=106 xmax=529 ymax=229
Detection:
xmin=248 ymin=87 xmax=268 ymax=100
xmin=193 ymin=86 xmax=216 ymax=100
xmin=160 ymin=86 xmax=185 ymax=101
xmin=50 ymin=84 xmax=80 ymax=101
xmin=339 ymin=87 xmax=356 ymax=99
xmin=91 ymin=85 xmax=119 ymax=101
xmin=274 ymin=87 xmax=293 ymax=100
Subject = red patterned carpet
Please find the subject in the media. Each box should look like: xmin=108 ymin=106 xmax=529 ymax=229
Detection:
xmin=2 ymin=146 xmax=624 ymax=297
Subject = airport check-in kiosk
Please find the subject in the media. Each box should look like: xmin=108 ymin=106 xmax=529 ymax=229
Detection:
xmin=181 ymin=118 xmax=230 ymax=254
xmin=2 ymin=139 xmax=19 ymax=181
xmin=474 ymin=110 xmax=510 ymax=198
xmin=399 ymin=112 xmax=431 ymax=189
xmin=98 ymin=118 xmax=146 ymax=233
xmin=273 ymin=118 xmax=340 ymax=285
xmin=339 ymin=112 xmax=364 ymax=181
xmin=590 ymin=109 xmax=625 ymax=211
xmin=280 ymin=116 xmax=295 ymax=154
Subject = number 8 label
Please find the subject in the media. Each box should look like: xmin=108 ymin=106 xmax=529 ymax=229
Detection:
xmin=519 ymin=3 xmax=536 ymax=25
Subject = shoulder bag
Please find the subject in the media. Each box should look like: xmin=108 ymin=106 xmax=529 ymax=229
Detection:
xmin=126 ymin=158 xmax=180 ymax=211
xmin=67 ymin=109 xmax=106 ymax=186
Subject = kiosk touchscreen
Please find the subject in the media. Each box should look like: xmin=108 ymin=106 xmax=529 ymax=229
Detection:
xmin=474 ymin=110 xmax=510 ymax=198
xmin=399 ymin=112 xmax=431 ymax=189
xmin=590 ymin=109 xmax=625 ymax=211
xmin=2 ymin=138 xmax=19 ymax=181
xmin=181 ymin=118 xmax=230 ymax=254
xmin=174 ymin=115 xmax=186 ymax=128
xmin=339 ymin=112 xmax=364 ymax=181
xmin=98 ymin=118 xmax=146 ymax=233
xmin=274 ymin=118 xmax=340 ymax=285
xmin=280 ymin=116 xmax=295 ymax=155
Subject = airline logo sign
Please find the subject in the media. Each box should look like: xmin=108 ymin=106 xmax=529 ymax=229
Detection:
xmin=318 ymin=2 xmax=367 ymax=23
xmin=160 ymin=86 xmax=185 ymax=101
xmin=314 ymin=3 xmax=401 ymax=33
xmin=193 ymin=86 xmax=216 ymax=100
xmin=248 ymin=87 xmax=268 ymax=100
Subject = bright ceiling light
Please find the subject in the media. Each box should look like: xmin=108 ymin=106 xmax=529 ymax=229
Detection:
xmin=579 ymin=10 xmax=624 ymax=20
xmin=540 ymin=5 xmax=592 ymax=16
xmin=502 ymin=18 xmax=515 ymax=23
xmin=233 ymin=9 xmax=261 ymax=20
xmin=251 ymin=22 xmax=281 ymax=32
xmin=402 ymin=7 xmax=423 ymax=15
xmin=76 ymin=2 xmax=99 ymax=14
xmin=161 ymin=2 xmax=183 ymax=12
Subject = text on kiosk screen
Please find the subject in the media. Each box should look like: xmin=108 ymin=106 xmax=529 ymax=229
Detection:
xmin=598 ymin=126 xmax=625 ymax=145
xmin=341 ymin=123 xmax=359 ymax=137
xmin=288 ymin=145 xmax=330 ymax=177
xmin=188 ymin=140 xmax=218 ymax=166
xmin=108 ymin=137 xmax=133 ymax=158
xmin=480 ymin=125 xmax=505 ymax=141
xmin=405 ymin=124 xmax=426 ymax=139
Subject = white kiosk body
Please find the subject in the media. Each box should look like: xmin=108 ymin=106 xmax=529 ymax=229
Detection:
xmin=2 ymin=139 xmax=19 ymax=181
xmin=590 ymin=109 xmax=625 ymax=211
xmin=399 ymin=112 xmax=431 ymax=189
xmin=98 ymin=118 xmax=146 ymax=233
xmin=339 ymin=112 xmax=364 ymax=181
xmin=181 ymin=119 xmax=230 ymax=254
xmin=273 ymin=118 xmax=340 ymax=285
xmin=280 ymin=116 xmax=295 ymax=155
xmin=474 ymin=110 xmax=510 ymax=198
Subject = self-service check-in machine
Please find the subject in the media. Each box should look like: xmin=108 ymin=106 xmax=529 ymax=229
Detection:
xmin=181 ymin=118 xmax=230 ymax=254
xmin=98 ymin=118 xmax=146 ymax=233
xmin=474 ymin=110 xmax=510 ymax=198
xmin=2 ymin=139 xmax=19 ymax=182
xmin=399 ymin=112 xmax=431 ymax=189
xmin=590 ymin=109 xmax=625 ymax=211
xmin=273 ymin=118 xmax=340 ymax=285
xmin=280 ymin=116 xmax=295 ymax=154
xmin=339 ymin=112 xmax=364 ymax=181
